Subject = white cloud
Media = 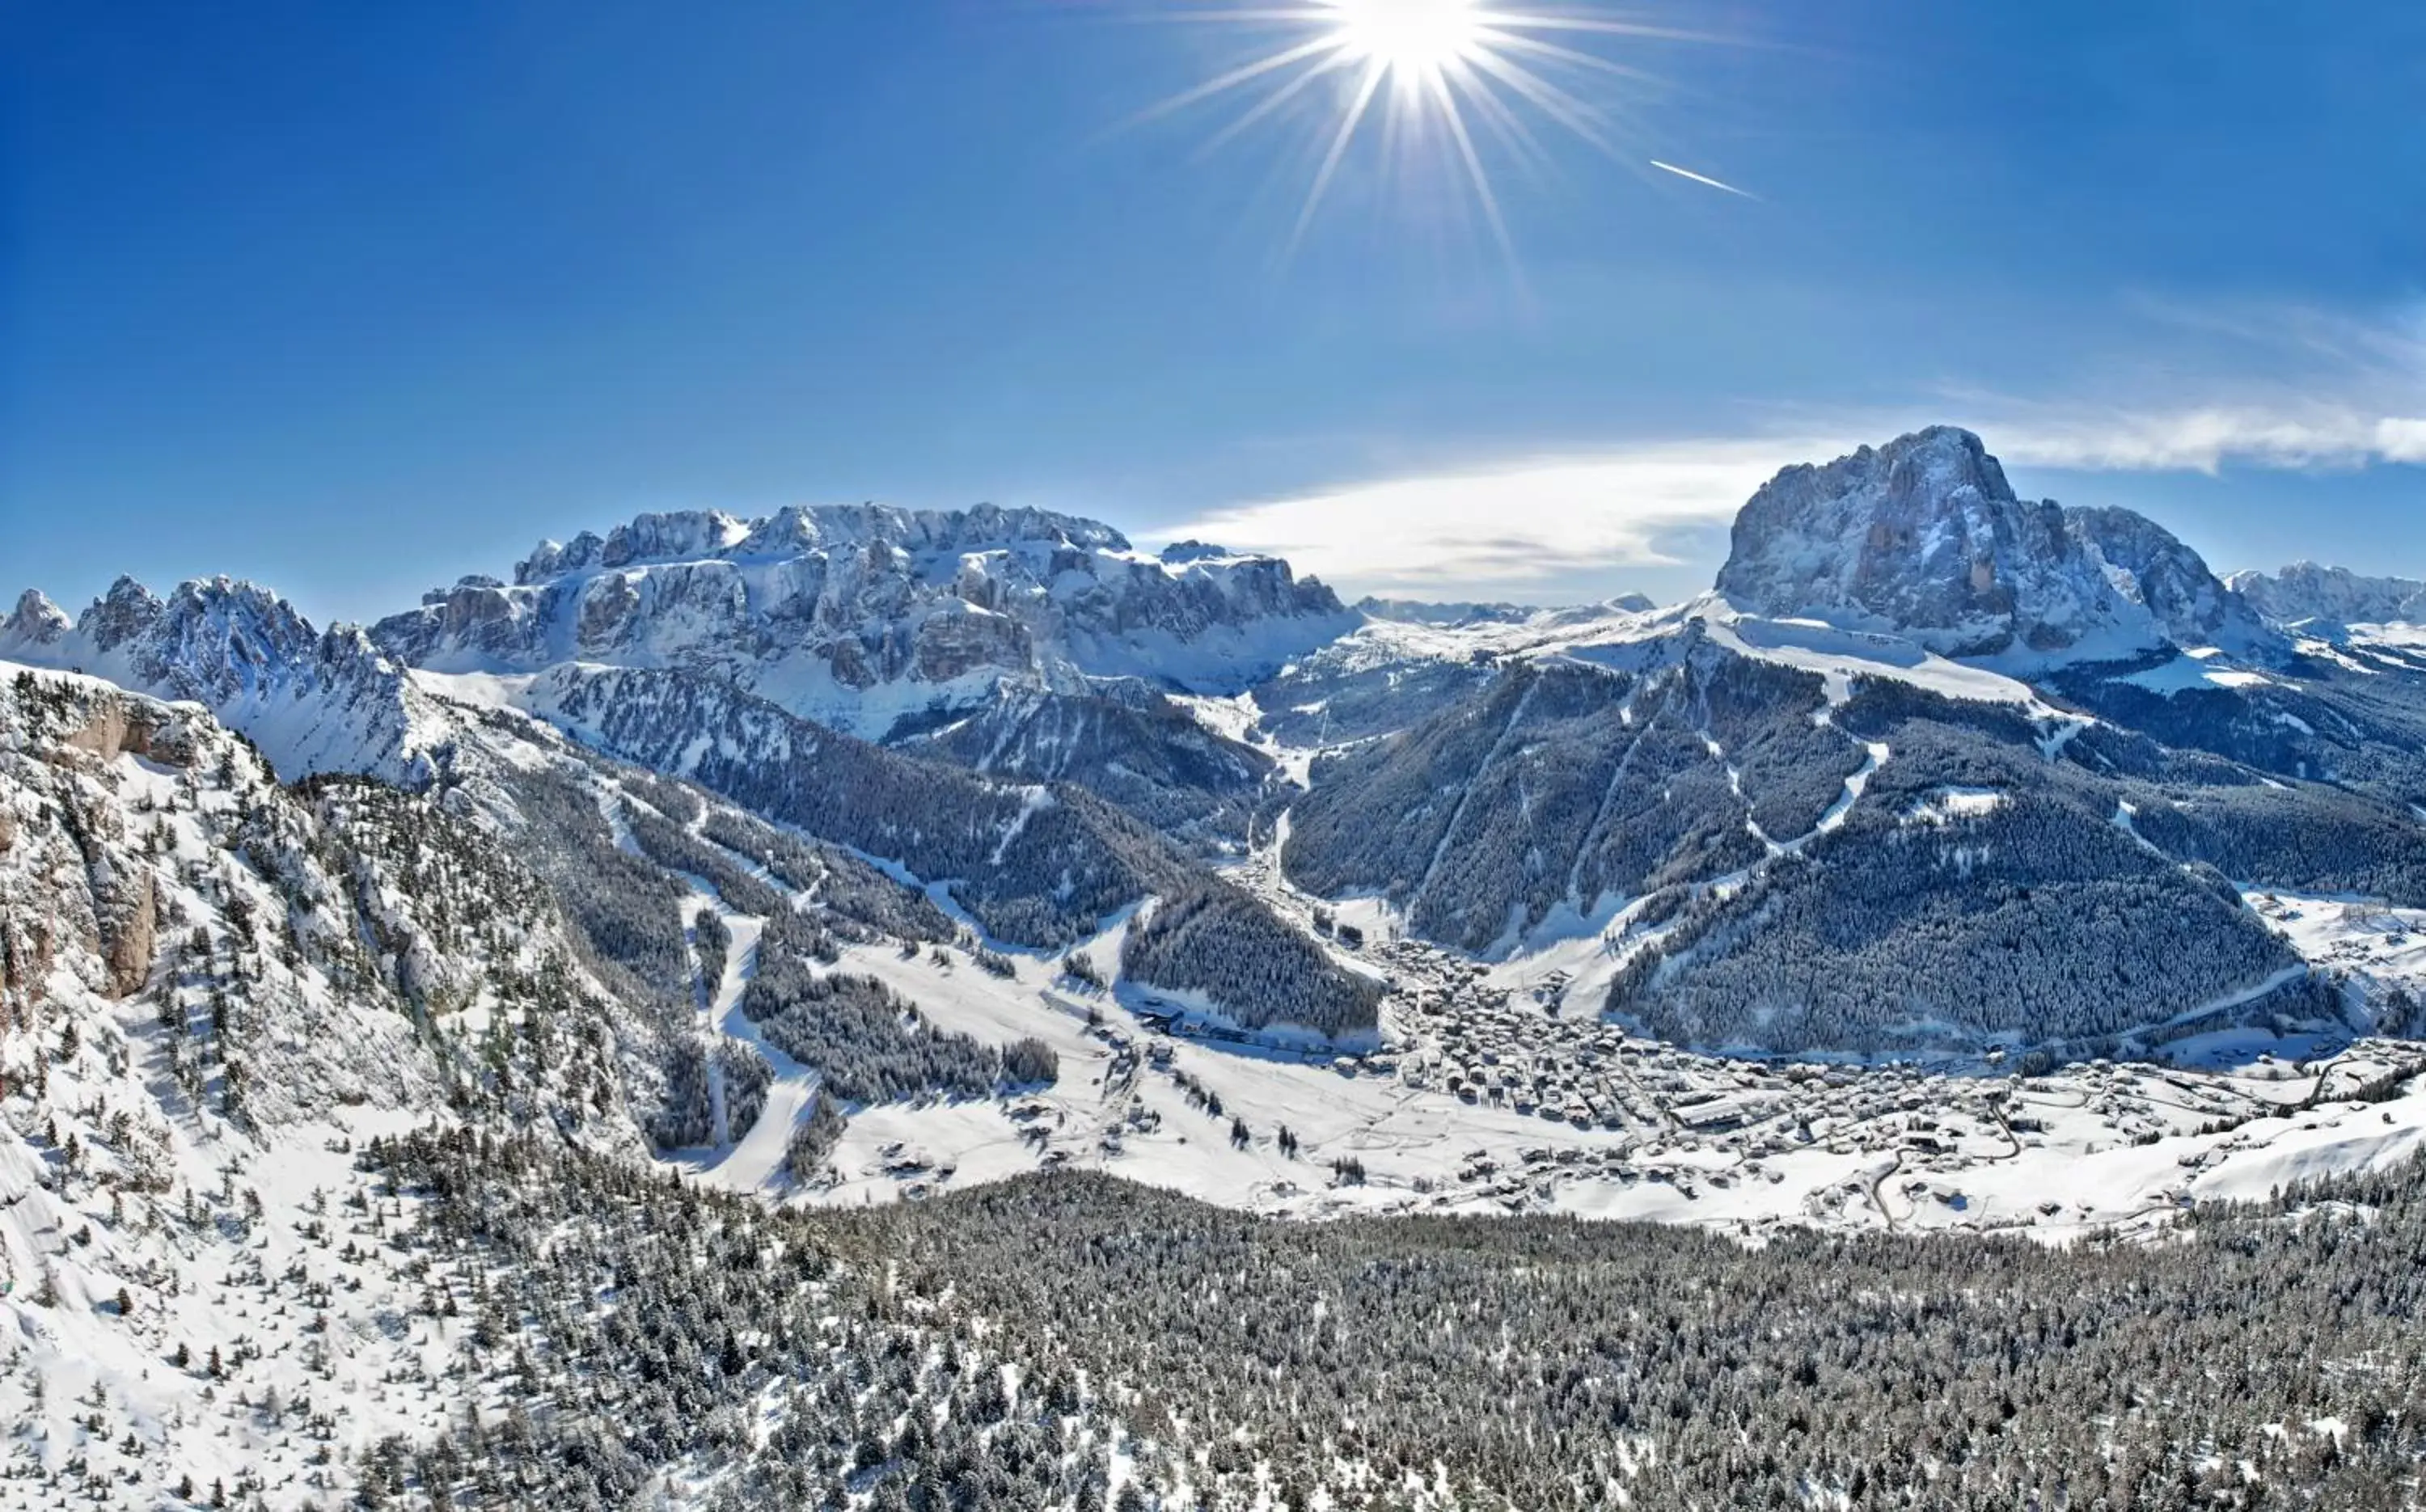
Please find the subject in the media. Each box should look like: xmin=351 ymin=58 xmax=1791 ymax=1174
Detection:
xmin=1986 ymin=404 xmax=2426 ymax=473
xmin=1152 ymin=437 xmax=1849 ymax=594
xmin=1984 ymin=300 xmax=2426 ymax=471
xmin=1152 ymin=403 xmax=2426 ymax=597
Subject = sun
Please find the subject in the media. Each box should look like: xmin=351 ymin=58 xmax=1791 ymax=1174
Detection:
xmin=1138 ymin=1 xmax=1748 ymax=259
xmin=1324 ymin=0 xmax=1489 ymax=76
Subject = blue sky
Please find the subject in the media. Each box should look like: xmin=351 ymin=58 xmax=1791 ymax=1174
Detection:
xmin=3 ymin=0 xmax=2420 ymax=623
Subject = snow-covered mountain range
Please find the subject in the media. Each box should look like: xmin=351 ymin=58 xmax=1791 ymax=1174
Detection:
xmin=11 ymin=424 xmax=2426 ymax=1508
xmin=2228 ymin=561 xmax=2426 ymax=630
xmin=370 ymin=503 xmax=1355 ymax=740
xmin=10 ymin=425 xmax=2426 ymax=1062
xmin=2 ymin=577 xmax=442 ymax=783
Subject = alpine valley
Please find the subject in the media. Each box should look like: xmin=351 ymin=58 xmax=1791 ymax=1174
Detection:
xmin=8 ymin=428 xmax=2426 ymax=1510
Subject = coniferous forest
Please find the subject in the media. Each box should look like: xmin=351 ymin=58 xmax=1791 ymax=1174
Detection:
xmin=333 ymin=1128 xmax=2426 ymax=1510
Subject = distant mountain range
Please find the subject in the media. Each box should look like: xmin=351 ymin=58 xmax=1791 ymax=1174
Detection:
xmin=2227 ymin=561 xmax=2426 ymax=631
xmin=10 ymin=425 xmax=2426 ymax=1063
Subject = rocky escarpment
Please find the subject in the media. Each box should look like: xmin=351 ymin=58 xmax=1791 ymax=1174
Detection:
xmin=2228 ymin=563 xmax=2426 ymax=628
xmin=1715 ymin=427 xmax=2280 ymax=662
xmin=14 ymin=687 xmax=204 ymax=998
xmin=0 ymin=665 xmax=670 ymax=1134
xmin=372 ymin=502 xmax=1345 ymax=846
xmin=2066 ymin=505 xmax=2277 ymax=653
xmin=373 ymin=504 xmax=1355 ymax=736
xmin=53 ymin=688 xmax=201 ymax=768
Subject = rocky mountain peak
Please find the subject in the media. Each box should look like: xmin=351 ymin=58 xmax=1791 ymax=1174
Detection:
xmin=513 ymin=503 xmax=1138 ymax=588
xmin=1159 ymin=540 xmax=1236 ymax=565
xmin=5 ymin=588 xmax=71 ymax=645
xmin=517 ymin=509 xmax=753 ymax=585
xmin=1 ymin=573 xmax=437 ymax=780
xmin=1717 ymin=428 xmax=2072 ymax=657
xmin=80 ymin=574 xmax=169 ymax=651
xmin=1715 ymin=426 xmax=2276 ymax=661
xmin=2063 ymin=506 xmax=2277 ymax=655
xmin=378 ymin=500 xmax=1353 ymax=736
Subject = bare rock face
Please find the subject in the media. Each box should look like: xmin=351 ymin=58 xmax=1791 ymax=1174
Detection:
xmin=2066 ymin=505 xmax=2279 ymax=655
xmin=57 ymin=695 xmax=195 ymax=768
xmin=369 ymin=501 xmax=1356 ymax=737
xmin=913 ymin=603 xmax=1035 ymax=682
xmin=99 ymin=869 xmax=157 ymax=999
xmin=1715 ymin=426 xmax=2280 ymax=661
xmin=1716 ymin=428 xmax=2067 ymax=655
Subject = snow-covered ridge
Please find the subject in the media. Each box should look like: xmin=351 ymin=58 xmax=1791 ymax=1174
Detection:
xmin=2229 ymin=562 xmax=2426 ymax=630
xmin=1 ymin=577 xmax=446 ymax=783
xmin=372 ymin=501 xmax=1357 ymax=740
xmin=511 ymin=501 xmax=1131 ymax=585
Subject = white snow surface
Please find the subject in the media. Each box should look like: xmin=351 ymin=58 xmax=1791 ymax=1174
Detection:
xmin=1 ymin=666 xmax=649 ymax=1511
xmin=746 ymin=833 xmax=2426 ymax=1248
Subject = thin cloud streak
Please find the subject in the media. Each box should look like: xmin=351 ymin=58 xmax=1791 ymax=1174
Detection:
xmin=1990 ymin=300 xmax=2426 ymax=471
xmin=1647 ymin=158 xmax=1753 ymax=197
xmin=1992 ymin=405 xmax=2426 ymax=473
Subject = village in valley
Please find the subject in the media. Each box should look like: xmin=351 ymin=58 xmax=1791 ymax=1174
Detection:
xmin=783 ymin=847 xmax=2426 ymax=1243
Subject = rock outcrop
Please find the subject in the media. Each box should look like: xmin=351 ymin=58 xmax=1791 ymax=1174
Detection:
xmin=370 ymin=503 xmax=1355 ymax=737
xmin=1715 ymin=427 xmax=2279 ymax=661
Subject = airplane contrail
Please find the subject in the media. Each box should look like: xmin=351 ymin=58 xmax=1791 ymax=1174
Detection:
xmin=1649 ymin=159 xmax=1756 ymax=198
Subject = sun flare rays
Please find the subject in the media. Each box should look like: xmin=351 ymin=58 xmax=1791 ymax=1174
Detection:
xmin=1140 ymin=1 xmax=1749 ymax=260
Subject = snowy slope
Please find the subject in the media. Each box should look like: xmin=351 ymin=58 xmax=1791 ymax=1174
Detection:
xmin=758 ymin=893 xmax=2426 ymax=1248
xmin=0 ymin=664 xmax=667 ymax=1510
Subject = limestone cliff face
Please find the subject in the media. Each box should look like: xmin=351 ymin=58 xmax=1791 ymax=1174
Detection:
xmin=369 ymin=503 xmax=1356 ymax=737
xmin=98 ymin=868 xmax=157 ymax=999
xmin=57 ymin=696 xmax=198 ymax=768
xmin=1715 ymin=426 xmax=2280 ymax=661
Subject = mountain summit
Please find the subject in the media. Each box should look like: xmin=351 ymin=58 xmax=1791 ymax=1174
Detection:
xmin=1715 ymin=426 xmax=2277 ymax=661
xmin=2228 ymin=562 xmax=2426 ymax=629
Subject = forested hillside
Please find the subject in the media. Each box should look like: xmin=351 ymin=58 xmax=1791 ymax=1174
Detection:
xmin=521 ymin=665 xmax=1380 ymax=1035
xmin=150 ymin=1126 xmax=2426 ymax=1511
